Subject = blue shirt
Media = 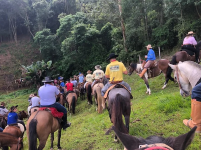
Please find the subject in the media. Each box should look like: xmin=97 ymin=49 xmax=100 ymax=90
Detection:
xmin=79 ymin=75 xmax=84 ymax=83
xmin=146 ymin=49 xmax=156 ymax=62
xmin=7 ymin=112 xmax=18 ymax=125
xmin=71 ymin=80 xmax=77 ymax=87
xmin=60 ymin=82 xmax=65 ymax=87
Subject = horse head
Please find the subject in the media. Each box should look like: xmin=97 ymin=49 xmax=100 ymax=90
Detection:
xmin=128 ymin=63 xmax=137 ymax=75
xmin=168 ymin=63 xmax=191 ymax=97
xmin=18 ymin=111 xmax=28 ymax=120
xmin=112 ymin=126 xmax=196 ymax=150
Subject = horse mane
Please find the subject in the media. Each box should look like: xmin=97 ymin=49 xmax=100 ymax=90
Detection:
xmin=0 ymin=132 xmax=19 ymax=146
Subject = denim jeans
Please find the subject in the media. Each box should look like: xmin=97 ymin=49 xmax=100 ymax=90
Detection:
xmin=40 ymin=102 xmax=67 ymax=115
xmin=192 ymin=82 xmax=201 ymax=102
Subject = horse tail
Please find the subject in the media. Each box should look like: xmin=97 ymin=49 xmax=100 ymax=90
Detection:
xmin=87 ymin=84 xmax=92 ymax=104
xmin=29 ymin=119 xmax=38 ymax=150
xmin=112 ymin=94 xmax=128 ymax=134
xmin=2 ymin=146 xmax=8 ymax=150
xmin=72 ymin=96 xmax=76 ymax=114
xmin=97 ymin=87 xmax=103 ymax=113
xmin=166 ymin=55 xmax=176 ymax=80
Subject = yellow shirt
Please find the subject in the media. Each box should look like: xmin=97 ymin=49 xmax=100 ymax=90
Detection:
xmin=86 ymin=74 xmax=93 ymax=82
xmin=93 ymin=70 xmax=105 ymax=79
xmin=105 ymin=60 xmax=126 ymax=81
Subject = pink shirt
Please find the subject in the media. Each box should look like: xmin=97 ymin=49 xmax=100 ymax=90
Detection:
xmin=183 ymin=36 xmax=197 ymax=45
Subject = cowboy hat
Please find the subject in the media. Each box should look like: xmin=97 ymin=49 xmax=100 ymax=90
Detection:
xmin=95 ymin=65 xmax=102 ymax=70
xmin=87 ymin=70 xmax=92 ymax=74
xmin=145 ymin=44 xmax=152 ymax=49
xmin=42 ymin=77 xmax=54 ymax=83
xmin=10 ymin=105 xmax=18 ymax=111
xmin=187 ymin=31 xmax=195 ymax=35
xmin=107 ymin=53 xmax=118 ymax=61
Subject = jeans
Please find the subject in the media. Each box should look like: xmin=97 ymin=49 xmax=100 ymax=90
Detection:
xmin=41 ymin=102 xmax=67 ymax=115
xmin=192 ymin=82 xmax=201 ymax=102
xmin=101 ymin=81 xmax=131 ymax=96
xmin=0 ymin=127 xmax=3 ymax=132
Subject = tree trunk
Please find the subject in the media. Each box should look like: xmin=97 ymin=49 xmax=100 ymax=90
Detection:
xmin=118 ymin=0 xmax=127 ymax=52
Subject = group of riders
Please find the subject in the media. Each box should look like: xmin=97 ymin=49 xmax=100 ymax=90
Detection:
xmin=0 ymin=30 xmax=201 ymax=142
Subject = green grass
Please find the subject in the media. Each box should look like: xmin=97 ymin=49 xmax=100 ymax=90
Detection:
xmin=1 ymin=74 xmax=201 ymax=150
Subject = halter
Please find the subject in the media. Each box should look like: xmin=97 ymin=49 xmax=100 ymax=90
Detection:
xmin=175 ymin=65 xmax=189 ymax=95
xmin=139 ymin=143 xmax=173 ymax=150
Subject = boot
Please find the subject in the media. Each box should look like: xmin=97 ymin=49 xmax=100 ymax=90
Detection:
xmin=62 ymin=114 xmax=71 ymax=130
xmin=183 ymin=99 xmax=201 ymax=133
xmin=138 ymin=68 xmax=147 ymax=78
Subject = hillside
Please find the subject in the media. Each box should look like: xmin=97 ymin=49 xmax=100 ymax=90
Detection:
xmin=0 ymin=74 xmax=200 ymax=150
xmin=0 ymin=39 xmax=41 ymax=92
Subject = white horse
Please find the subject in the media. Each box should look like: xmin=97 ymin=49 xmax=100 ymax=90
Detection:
xmin=168 ymin=61 xmax=201 ymax=96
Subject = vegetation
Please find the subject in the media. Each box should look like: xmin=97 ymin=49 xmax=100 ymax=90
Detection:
xmin=0 ymin=74 xmax=200 ymax=149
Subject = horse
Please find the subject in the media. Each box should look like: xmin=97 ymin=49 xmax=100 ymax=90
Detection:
xmin=92 ymin=83 xmax=105 ymax=113
xmin=26 ymin=110 xmax=62 ymax=150
xmin=168 ymin=61 xmax=201 ymax=97
xmin=128 ymin=59 xmax=174 ymax=95
xmin=86 ymin=82 xmax=92 ymax=104
xmin=18 ymin=110 xmax=28 ymax=120
xmin=166 ymin=41 xmax=201 ymax=79
xmin=78 ymin=83 xmax=85 ymax=100
xmin=0 ymin=115 xmax=7 ymax=129
xmin=112 ymin=126 xmax=196 ymax=150
xmin=0 ymin=132 xmax=23 ymax=150
xmin=66 ymin=92 xmax=77 ymax=114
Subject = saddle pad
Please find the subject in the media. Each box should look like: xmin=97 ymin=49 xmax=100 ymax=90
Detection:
xmin=39 ymin=107 xmax=64 ymax=118
xmin=104 ymin=84 xmax=133 ymax=99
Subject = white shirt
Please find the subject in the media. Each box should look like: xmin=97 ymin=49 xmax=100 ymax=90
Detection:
xmin=0 ymin=106 xmax=8 ymax=116
xmin=38 ymin=84 xmax=60 ymax=105
xmin=31 ymin=96 xmax=40 ymax=108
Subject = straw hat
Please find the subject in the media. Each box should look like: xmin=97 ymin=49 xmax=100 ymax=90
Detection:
xmin=145 ymin=44 xmax=152 ymax=49
xmin=87 ymin=70 xmax=92 ymax=74
xmin=95 ymin=65 xmax=102 ymax=70
xmin=187 ymin=31 xmax=195 ymax=36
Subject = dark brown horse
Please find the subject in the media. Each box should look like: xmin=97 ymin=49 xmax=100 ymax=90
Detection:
xmin=112 ymin=126 xmax=196 ymax=150
xmin=0 ymin=116 xmax=7 ymax=129
xmin=66 ymin=93 xmax=77 ymax=114
xmin=26 ymin=110 xmax=62 ymax=150
xmin=128 ymin=59 xmax=174 ymax=95
xmin=0 ymin=132 xmax=23 ymax=150
xmin=86 ymin=82 xmax=92 ymax=104
xmin=166 ymin=41 xmax=201 ymax=79
xmin=18 ymin=110 xmax=28 ymax=120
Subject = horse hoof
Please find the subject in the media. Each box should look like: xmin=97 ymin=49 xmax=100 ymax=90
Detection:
xmin=114 ymin=139 xmax=118 ymax=142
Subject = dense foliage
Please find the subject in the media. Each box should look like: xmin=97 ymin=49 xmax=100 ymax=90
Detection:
xmin=0 ymin=0 xmax=201 ymax=79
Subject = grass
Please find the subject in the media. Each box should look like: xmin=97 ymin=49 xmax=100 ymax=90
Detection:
xmin=1 ymin=74 xmax=201 ymax=150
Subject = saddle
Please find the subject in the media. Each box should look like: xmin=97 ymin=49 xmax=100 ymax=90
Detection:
xmin=92 ymin=79 xmax=103 ymax=88
xmin=7 ymin=123 xmax=25 ymax=134
xmin=180 ymin=49 xmax=194 ymax=56
xmin=39 ymin=107 xmax=64 ymax=119
xmin=104 ymin=84 xmax=133 ymax=99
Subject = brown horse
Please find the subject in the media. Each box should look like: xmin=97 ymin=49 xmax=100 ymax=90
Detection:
xmin=26 ymin=111 xmax=62 ymax=150
xmin=166 ymin=41 xmax=201 ymax=79
xmin=18 ymin=110 xmax=28 ymax=120
xmin=66 ymin=93 xmax=77 ymax=114
xmin=79 ymin=83 xmax=85 ymax=100
xmin=93 ymin=83 xmax=105 ymax=113
xmin=0 ymin=115 xmax=7 ymax=129
xmin=128 ymin=59 xmax=174 ymax=95
xmin=0 ymin=132 xmax=23 ymax=150
xmin=86 ymin=82 xmax=92 ymax=104
xmin=112 ymin=126 xmax=196 ymax=150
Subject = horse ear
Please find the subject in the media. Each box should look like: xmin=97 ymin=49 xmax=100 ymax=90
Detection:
xmin=172 ymin=126 xmax=196 ymax=150
xmin=112 ymin=126 xmax=140 ymax=150
xmin=168 ymin=64 xmax=176 ymax=70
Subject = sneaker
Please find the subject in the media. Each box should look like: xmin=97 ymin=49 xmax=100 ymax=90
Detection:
xmin=63 ymin=122 xmax=71 ymax=130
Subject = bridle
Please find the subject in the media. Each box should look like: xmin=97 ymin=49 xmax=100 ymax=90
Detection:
xmin=175 ymin=65 xmax=189 ymax=96
xmin=139 ymin=143 xmax=173 ymax=150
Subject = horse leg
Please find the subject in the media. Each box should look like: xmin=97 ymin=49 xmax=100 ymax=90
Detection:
xmin=124 ymin=115 xmax=130 ymax=133
xmin=50 ymin=133 xmax=54 ymax=149
xmin=57 ymin=128 xmax=62 ymax=149
xmin=38 ymin=140 xmax=47 ymax=150
xmin=143 ymin=78 xmax=151 ymax=95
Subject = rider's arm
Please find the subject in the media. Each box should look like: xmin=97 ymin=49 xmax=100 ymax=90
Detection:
xmin=105 ymin=65 xmax=110 ymax=79
xmin=191 ymin=37 xmax=197 ymax=45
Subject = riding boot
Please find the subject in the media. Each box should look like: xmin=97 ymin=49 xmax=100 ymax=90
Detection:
xmin=62 ymin=114 xmax=71 ymax=130
xmin=138 ymin=68 xmax=147 ymax=78
xmin=183 ymin=99 xmax=201 ymax=133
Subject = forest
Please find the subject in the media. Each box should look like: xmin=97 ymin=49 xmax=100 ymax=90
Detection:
xmin=0 ymin=0 xmax=201 ymax=79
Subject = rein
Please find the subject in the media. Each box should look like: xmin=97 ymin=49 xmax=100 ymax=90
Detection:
xmin=139 ymin=143 xmax=173 ymax=150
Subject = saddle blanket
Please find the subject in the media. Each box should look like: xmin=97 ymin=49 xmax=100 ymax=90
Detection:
xmin=39 ymin=107 xmax=64 ymax=118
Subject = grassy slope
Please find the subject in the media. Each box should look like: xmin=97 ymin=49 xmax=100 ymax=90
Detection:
xmin=1 ymin=74 xmax=201 ymax=150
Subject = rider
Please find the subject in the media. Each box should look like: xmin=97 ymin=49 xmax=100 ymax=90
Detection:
xmin=38 ymin=77 xmax=71 ymax=130
xmin=78 ymin=73 xmax=84 ymax=83
xmin=84 ymin=70 xmax=93 ymax=89
xmin=182 ymin=31 xmax=199 ymax=63
xmin=91 ymin=65 xmax=105 ymax=87
xmin=7 ymin=105 xmax=26 ymax=135
xmin=71 ymin=77 xmax=78 ymax=88
xmin=138 ymin=44 xmax=156 ymax=78
xmin=183 ymin=82 xmax=201 ymax=133
xmin=0 ymin=102 xmax=9 ymax=116
xmin=101 ymin=53 xmax=131 ymax=96
xmin=31 ymin=93 xmax=40 ymax=108
xmin=66 ymin=79 xmax=74 ymax=96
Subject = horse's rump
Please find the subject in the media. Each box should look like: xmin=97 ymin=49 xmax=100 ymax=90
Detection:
xmin=181 ymin=49 xmax=194 ymax=56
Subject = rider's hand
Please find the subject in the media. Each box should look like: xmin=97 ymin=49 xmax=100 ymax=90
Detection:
xmin=145 ymin=55 xmax=147 ymax=58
